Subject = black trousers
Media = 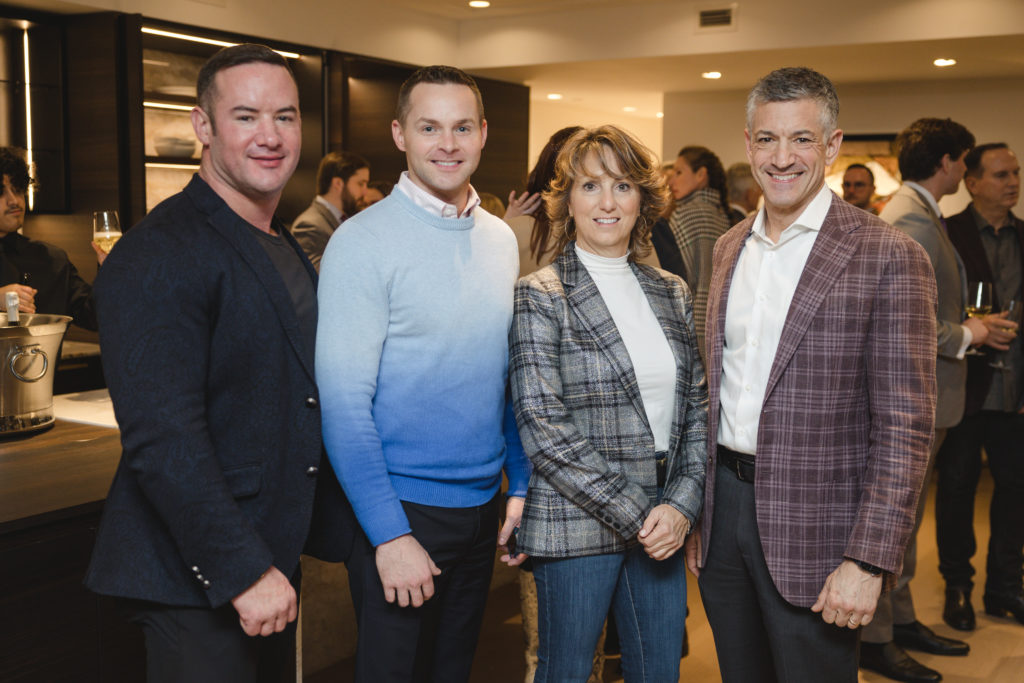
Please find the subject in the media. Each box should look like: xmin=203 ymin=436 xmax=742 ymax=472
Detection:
xmin=699 ymin=463 xmax=858 ymax=683
xmin=935 ymin=410 xmax=1024 ymax=597
xmin=346 ymin=495 xmax=500 ymax=683
xmin=123 ymin=599 xmax=296 ymax=683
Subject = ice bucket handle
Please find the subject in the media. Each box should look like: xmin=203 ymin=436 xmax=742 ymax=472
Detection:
xmin=8 ymin=344 xmax=48 ymax=383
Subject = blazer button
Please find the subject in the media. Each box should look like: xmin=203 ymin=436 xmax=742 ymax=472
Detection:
xmin=196 ymin=574 xmax=204 ymax=581
xmin=191 ymin=566 xmax=200 ymax=574
xmin=305 ymin=396 xmax=318 ymax=408
xmin=202 ymin=580 xmax=211 ymax=589
xmin=306 ymin=466 xmax=319 ymax=476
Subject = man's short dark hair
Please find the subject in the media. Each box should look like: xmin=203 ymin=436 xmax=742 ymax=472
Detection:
xmin=196 ymin=44 xmax=296 ymax=128
xmin=746 ymin=67 xmax=839 ymax=134
xmin=964 ymin=142 xmax=1009 ymax=179
xmin=0 ymin=147 xmax=33 ymax=194
xmin=893 ymin=118 xmax=975 ymax=182
xmin=726 ymin=162 xmax=755 ymax=202
xmin=316 ymin=151 xmax=370 ymax=196
xmin=394 ymin=65 xmax=484 ymax=126
xmin=844 ymin=163 xmax=875 ymax=183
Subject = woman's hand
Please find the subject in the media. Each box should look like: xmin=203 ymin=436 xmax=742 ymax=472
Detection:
xmin=638 ymin=504 xmax=690 ymax=560
xmin=498 ymin=496 xmax=528 ymax=566
xmin=504 ymin=191 xmax=543 ymax=220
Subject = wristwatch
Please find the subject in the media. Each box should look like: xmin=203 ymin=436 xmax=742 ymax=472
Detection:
xmin=848 ymin=558 xmax=884 ymax=576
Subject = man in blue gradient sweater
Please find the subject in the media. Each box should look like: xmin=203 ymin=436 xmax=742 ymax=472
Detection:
xmin=315 ymin=65 xmax=529 ymax=683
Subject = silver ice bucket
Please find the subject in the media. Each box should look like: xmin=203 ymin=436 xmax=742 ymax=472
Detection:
xmin=0 ymin=313 xmax=73 ymax=435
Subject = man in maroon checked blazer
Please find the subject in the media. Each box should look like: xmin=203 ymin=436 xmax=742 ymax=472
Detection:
xmin=684 ymin=67 xmax=938 ymax=682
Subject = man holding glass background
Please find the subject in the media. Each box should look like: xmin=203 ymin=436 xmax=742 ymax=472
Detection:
xmin=0 ymin=146 xmax=99 ymax=328
xmin=861 ymin=117 xmax=978 ymax=682
xmin=937 ymin=143 xmax=1024 ymax=631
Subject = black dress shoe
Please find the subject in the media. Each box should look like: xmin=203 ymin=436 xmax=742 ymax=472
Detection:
xmin=860 ymin=642 xmax=942 ymax=682
xmin=983 ymin=591 xmax=1024 ymax=625
xmin=942 ymin=587 xmax=976 ymax=631
xmin=893 ymin=620 xmax=969 ymax=656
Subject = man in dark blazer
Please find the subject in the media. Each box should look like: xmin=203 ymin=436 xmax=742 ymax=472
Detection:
xmin=85 ymin=44 xmax=352 ymax=682
xmin=937 ymin=142 xmax=1024 ymax=631
xmin=685 ymin=67 xmax=937 ymax=682
xmin=291 ymin=151 xmax=369 ymax=271
xmin=863 ymin=117 xmax=977 ymax=682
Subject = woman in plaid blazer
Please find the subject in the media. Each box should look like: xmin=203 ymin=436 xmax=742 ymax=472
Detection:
xmin=509 ymin=126 xmax=708 ymax=682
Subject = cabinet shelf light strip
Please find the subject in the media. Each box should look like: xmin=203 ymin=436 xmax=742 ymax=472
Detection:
xmin=141 ymin=27 xmax=300 ymax=59
xmin=146 ymin=162 xmax=201 ymax=170
xmin=144 ymin=101 xmax=194 ymax=111
xmin=23 ymin=28 xmax=33 ymax=210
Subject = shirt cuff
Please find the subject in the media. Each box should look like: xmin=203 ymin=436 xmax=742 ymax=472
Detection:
xmin=955 ymin=324 xmax=973 ymax=359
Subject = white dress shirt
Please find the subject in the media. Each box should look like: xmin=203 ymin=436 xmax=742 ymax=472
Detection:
xmin=576 ymin=246 xmax=677 ymax=451
xmin=718 ymin=184 xmax=832 ymax=455
xmin=396 ymin=171 xmax=481 ymax=219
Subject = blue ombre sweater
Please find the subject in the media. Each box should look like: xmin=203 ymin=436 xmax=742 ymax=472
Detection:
xmin=316 ymin=188 xmax=529 ymax=547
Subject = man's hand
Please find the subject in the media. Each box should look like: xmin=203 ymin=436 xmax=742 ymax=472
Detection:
xmin=231 ymin=566 xmax=297 ymax=637
xmin=498 ymin=495 xmax=527 ymax=567
xmin=811 ymin=559 xmax=883 ymax=629
xmin=1 ymin=283 xmax=36 ymax=313
xmin=638 ymin=504 xmax=690 ymax=561
xmin=981 ymin=311 xmax=1017 ymax=351
xmin=504 ymin=191 xmax=543 ymax=221
xmin=684 ymin=530 xmax=701 ymax=577
xmin=375 ymin=534 xmax=441 ymax=607
xmin=963 ymin=315 xmax=990 ymax=347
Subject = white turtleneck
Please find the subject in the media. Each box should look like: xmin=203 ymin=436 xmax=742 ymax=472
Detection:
xmin=575 ymin=245 xmax=677 ymax=450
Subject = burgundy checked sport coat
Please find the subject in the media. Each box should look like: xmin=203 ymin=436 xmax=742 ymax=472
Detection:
xmin=700 ymin=193 xmax=938 ymax=607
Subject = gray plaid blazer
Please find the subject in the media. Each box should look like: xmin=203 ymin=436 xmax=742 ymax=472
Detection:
xmin=510 ymin=243 xmax=708 ymax=558
xmin=701 ymin=194 xmax=938 ymax=606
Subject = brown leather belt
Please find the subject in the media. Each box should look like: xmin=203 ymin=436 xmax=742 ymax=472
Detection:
xmin=717 ymin=445 xmax=755 ymax=483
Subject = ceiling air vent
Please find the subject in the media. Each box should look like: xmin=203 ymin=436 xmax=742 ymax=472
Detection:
xmin=699 ymin=7 xmax=734 ymax=28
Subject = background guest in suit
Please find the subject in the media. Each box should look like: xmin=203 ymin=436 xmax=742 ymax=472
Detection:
xmin=667 ymin=145 xmax=732 ymax=361
xmin=937 ymin=142 xmax=1024 ymax=631
xmin=292 ymin=150 xmax=369 ymax=270
xmin=84 ymin=44 xmax=352 ymax=683
xmin=510 ymin=125 xmax=707 ymax=682
xmin=685 ymin=67 xmax=937 ymax=682
xmin=862 ymin=117 xmax=978 ymax=683
xmin=842 ymin=163 xmax=877 ymax=213
xmin=0 ymin=147 xmax=101 ymax=328
xmin=725 ymin=161 xmax=761 ymax=224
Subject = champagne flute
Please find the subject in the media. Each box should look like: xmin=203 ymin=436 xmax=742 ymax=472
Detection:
xmin=93 ymin=210 xmax=122 ymax=255
xmin=989 ymin=298 xmax=1020 ymax=370
xmin=965 ymin=282 xmax=992 ymax=356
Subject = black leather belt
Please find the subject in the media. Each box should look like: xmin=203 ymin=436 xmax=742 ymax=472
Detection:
xmin=655 ymin=452 xmax=668 ymax=488
xmin=717 ymin=445 xmax=755 ymax=483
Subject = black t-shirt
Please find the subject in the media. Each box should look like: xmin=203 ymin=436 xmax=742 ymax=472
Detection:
xmin=1 ymin=231 xmax=97 ymax=329
xmin=246 ymin=222 xmax=317 ymax=363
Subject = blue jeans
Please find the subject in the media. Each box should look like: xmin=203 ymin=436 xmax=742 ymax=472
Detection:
xmin=532 ymin=546 xmax=687 ymax=682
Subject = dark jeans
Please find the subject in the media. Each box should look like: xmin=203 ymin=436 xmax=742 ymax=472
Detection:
xmin=935 ymin=410 xmax=1024 ymax=597
xmin=699 ymin=462 xmax=858 ymax=683
xmin=123 ymin=600 xmax=296 ymax=683
xmin=346 ymin=495 xmax=500 ymax=683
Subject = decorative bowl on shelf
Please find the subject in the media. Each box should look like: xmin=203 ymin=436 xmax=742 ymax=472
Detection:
xmin=154 ymin=136 xmax=197 ymax=158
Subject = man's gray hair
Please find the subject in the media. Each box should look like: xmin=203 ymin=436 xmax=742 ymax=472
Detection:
xmin=746 ymin=67 xmax=839 ymax=134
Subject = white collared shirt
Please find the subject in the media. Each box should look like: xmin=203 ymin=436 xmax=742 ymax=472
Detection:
xmin=396 ymin=171 xmax=481 ymax=219
xmin=315 ymin=195 xmax=344 ymax=225
xmin=718 ymin=183 xmax=833 ymax=455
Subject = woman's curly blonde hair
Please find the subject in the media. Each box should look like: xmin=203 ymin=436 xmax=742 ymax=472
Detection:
xmin=543 ymin=125 xmax=670 ymax=261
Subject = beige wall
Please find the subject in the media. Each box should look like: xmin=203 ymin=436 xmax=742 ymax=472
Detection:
xmin=663 ymin=76 xmax=1024 ymax=215
xmin=526 ymin=99 xmax=664 ymax=184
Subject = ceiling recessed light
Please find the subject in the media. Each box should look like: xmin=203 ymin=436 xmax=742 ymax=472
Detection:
xmin=702 ymin=71 xmax=722 ymax=80
xmin=656 ymin=112 xmax=664 ymax=119
xmin=623 ymin=106 xmax=637 ymax=113
xmin=546 ymin=93 xmax=563 ymax=101
xmin=468 ymin=1 xmax=490 ymax=7
xmin=933 ymin=58 xmax=957 ymax=67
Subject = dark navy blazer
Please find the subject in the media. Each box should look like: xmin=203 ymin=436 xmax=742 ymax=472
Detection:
xmin=85 ymin=175 xmax=353 ymax=609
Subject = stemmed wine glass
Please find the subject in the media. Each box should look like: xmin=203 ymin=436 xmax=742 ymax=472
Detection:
xmin=93 ymin=210 xmax=122 ymax=255
xmin=965 ymin=282 xmax=992 ymax=356
xmin=989 ymin=299 xmax=1021 ymax=370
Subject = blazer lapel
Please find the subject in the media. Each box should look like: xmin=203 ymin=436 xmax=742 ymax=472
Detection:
xmin=763 ymin=199 xmax=859 ymax=403
xmin=188 ymin=179 xmax=318 ymax=382
xmin=558 ymin=246 xmax=650 ymax=432
xmin=908 ymin=185 xmax=969 ymax=307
